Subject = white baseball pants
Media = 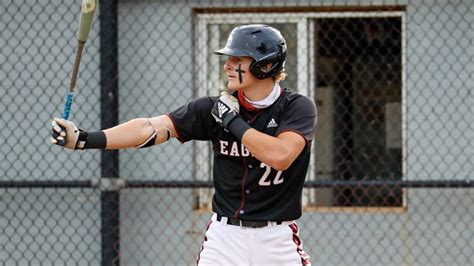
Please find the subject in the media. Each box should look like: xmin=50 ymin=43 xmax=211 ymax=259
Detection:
xmin=197 ymin=213 xmax=311 ymax=266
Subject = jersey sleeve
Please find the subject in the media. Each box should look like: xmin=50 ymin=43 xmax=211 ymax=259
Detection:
xmin=276 ymin=94 xmax=317 ymax=142
xmin=167 ymin=96 xmax=217 ymax=143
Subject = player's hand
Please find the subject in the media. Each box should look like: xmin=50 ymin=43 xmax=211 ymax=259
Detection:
xmin=50 ymin=118 xmax=80 ymax=149
xmin=211 ymin=91 xmax=240 ymax=129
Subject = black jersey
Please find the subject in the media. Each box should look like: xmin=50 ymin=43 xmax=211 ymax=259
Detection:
xmin=168 ymin=89 xmax=317 ymax=221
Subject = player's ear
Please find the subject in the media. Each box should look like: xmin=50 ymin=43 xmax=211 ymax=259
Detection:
xmin=260 ymin=63 xmax=273 ymax=73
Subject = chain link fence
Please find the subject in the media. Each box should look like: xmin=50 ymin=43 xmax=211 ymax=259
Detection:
xmin=1 ymin=0 xmax=473 ymax=265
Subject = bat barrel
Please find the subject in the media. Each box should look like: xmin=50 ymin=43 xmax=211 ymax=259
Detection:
xmin=78 ymin=0 xmax=99 ymax=42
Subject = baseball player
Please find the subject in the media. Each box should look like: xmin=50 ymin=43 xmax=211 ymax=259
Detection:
xmin=51 ymin=24 xmax=316 ymax=265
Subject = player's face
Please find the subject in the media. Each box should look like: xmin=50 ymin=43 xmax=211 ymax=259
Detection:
xmin=223 ymin=56 xmax=258 ymax=91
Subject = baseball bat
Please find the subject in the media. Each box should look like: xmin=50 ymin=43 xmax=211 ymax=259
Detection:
xmin=57 ymin=0 xmax=98 ymax=145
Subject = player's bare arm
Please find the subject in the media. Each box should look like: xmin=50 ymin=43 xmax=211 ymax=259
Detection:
xmin=104 ymin=115 xmax=176 ymax=149
xmin=240 ymin=130 xmax=306 ymax=171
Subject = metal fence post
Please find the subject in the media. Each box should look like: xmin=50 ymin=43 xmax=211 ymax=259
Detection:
xmin=99 ymin=0 xmax=120 ymax=265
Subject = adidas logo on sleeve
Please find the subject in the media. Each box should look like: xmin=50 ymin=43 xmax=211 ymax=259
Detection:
xmin=266 ymin=118 xmax=278 ymax=128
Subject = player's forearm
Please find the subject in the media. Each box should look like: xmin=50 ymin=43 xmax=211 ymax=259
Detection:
xmin=241 ymin=129 xmax=301 ymax=171
xmin=103 ymin=115 xmax=176 ymax=149
xmin=103 ymin=118 xmax=156 ymax=149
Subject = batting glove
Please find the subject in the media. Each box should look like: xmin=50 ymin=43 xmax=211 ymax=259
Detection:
xmin=50 ymin=118 xmax=84 ymax=150
xmin=211 ymin=91 xmax=240 ymax=129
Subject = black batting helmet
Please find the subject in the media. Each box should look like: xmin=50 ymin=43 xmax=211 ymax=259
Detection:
xmin=214 ymin=24 xmax=287 ymax=80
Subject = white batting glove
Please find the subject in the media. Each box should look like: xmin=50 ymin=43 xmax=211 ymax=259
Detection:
xmin=211 ymin=91 xmax=240 ymax=128
xmin=50 ymin=118 xmax=80 ymax=149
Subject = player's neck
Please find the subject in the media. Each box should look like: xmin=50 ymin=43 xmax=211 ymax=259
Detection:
xmin=241 ymin=79 xmax=275 ymax=101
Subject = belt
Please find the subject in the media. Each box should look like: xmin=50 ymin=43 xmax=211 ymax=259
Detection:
xmin=216 ymin=214 xmax=282 ymax=228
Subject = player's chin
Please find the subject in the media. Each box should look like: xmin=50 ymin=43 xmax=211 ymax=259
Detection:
xmin=227 ymin=82 xmax=239 ymax=91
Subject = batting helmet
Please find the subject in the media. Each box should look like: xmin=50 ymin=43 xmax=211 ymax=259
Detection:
xmin=214 ymin=24 xmax=287 ymax=80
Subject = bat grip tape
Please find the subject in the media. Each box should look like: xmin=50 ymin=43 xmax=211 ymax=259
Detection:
xmin=62 ymin=92 xmax=74 ymax=120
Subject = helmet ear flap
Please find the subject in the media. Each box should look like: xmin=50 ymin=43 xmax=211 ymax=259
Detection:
xmin=249 ymin=60 xmax=266 ymax=79
xmin=249 ymin=57 xmax=285 ymax=80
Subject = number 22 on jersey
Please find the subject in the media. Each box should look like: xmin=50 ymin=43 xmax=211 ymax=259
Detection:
xmin=258 ymin=162 xmax=284 ymax=186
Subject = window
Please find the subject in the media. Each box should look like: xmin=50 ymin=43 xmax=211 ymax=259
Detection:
xmin=313 ymin=16 xmax=404 ymax=209
xmin=194 ymin=8 xmax=405 ymax=211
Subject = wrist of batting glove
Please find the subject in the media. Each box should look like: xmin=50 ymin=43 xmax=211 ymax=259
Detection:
xmin=227 ymin=116 xmax=251 ymax=141
xmin=221 ymin=109 xmax=239 ymax=128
